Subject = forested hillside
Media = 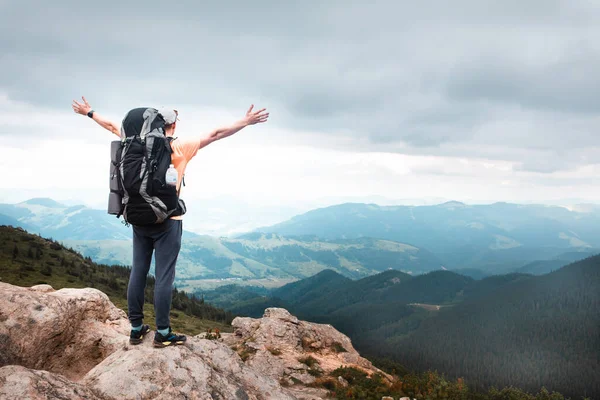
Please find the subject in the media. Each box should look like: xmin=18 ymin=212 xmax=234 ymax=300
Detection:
xmin=372 ymin=255 xmax=600 ymax=399
xmin=0 ymin=226 xmax=233 ymax=335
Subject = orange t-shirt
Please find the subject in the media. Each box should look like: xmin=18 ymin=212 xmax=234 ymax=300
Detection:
xmin=169 ymin=137 xmax=202 ymax=220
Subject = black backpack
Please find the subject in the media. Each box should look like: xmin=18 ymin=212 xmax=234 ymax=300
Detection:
xmin=108 ymin=107 xmax=185 ymax=225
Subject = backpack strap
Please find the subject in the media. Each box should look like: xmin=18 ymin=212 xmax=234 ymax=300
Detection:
xmin=120 ymin=125 xmax=126 ymax=142
xmin=140 ymin=108 xmax=162 ymax=142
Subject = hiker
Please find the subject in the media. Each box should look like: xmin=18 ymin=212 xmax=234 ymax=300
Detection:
xmin=72 ymin=97 xmax=269 ymax=347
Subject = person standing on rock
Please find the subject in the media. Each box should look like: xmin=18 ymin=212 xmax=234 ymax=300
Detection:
xmin=72 ymin=97 xmax=269 ymax=347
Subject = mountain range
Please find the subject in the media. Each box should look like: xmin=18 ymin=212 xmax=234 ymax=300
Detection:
xmin=2 ymin=198 xmax=599 ymax=289
xmin=0 ymin=198 xmax=133 ymax=241
xmin=257 ymin=201 xmax=600 ymax=273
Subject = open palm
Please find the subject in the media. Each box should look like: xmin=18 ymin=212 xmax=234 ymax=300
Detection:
xmin=72 ymin=96 xmax=92 ymax=116
xmin=245 ymin=105 xmax=269 ymax=125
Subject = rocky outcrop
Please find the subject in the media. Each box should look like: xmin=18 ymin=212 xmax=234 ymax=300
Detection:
xmin=83 ymin=337 xmax=296 ymax=400
xmin=0 ymin=282 xmax=129 ymax=381
xmin=224 ymin=308 xmax=391 ymax=389
xmin=0 ymin=283 xmax=395 ymax=399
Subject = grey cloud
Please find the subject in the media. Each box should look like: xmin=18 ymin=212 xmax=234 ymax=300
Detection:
xmin=1 ymin=0 xmax=600 ymax=173
xmin=446 ymin=48 xmax=600 ymax=115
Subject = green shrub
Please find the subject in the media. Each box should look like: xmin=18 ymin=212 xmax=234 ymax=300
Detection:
xmin=332 ymin=341 xmax=347 ymax=353
xmin=298 ymin=356 xmax=320 ymax=368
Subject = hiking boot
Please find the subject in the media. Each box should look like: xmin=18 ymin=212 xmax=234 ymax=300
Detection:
xmin=129 ymin=324 xmax=150 ymax=345
xmin=153 ymin=327 xmax=187 ymax=348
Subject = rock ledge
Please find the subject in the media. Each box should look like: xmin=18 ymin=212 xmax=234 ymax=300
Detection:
xmin=0 ymin=283 xmax=394 ymax=399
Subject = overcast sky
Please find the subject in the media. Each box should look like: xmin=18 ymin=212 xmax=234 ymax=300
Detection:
xmin=1 ymin=0 xmax=600 ymax=216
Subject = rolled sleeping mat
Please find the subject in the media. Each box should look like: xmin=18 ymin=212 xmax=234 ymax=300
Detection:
xmin=110 ymin=140 xmax=121 ymax=164
xmin=109 ymin=161 xmax=120 ymax=192
xmin=108 ymin=192 xmax=123 ymax=215
xmin=108 ymin=140 xmax=124 ymax=215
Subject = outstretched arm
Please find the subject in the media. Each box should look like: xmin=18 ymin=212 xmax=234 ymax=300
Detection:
xmin=199 ymin=105 xmax=269 ymax=149
xmin=72 ymin=96 xmax=120 ymax=137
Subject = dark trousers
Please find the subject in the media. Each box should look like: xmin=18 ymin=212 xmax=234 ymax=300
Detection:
xmin=127 ymin=219 xmax=182 ymax=330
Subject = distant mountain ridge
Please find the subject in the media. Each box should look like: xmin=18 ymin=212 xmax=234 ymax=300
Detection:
xmin=202 ymin=267 xmax=527 ymax=321
xmin=21 ymin=197 xmax=67 ymax=208
xmin=5 ymin=198 xmax=599 ymax=286
xmin=257 ymin=201 xmax=600 ymax=273
xmin=1 ymin=198 xmax=451 ymax=285
xmin=0 ymin=198 xmax=201 ymax=241
xmin=0 ymin=198 xmax=131 ymax=240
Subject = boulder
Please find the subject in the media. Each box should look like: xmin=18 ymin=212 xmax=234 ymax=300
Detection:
xmin=225 ymin=307 xmax=392 ymax=388
xmin=0 ymin=365 xmax=100 ymax=400
xmin=83 ymin=338 xmax=296 ymax=399
xmin=0 ymin=282 xmax=129 ymax=381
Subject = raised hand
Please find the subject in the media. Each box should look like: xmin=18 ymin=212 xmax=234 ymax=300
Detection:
xmin=244 ymin=105 xmax=269 ymax=125
xmin=72 ymin=96 xmax=92 ymax=116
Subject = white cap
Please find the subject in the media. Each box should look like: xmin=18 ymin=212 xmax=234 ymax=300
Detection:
xmin=159 ymin=108 xmax=179 ymax=125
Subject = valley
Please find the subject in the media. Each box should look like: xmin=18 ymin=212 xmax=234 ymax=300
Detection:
xmin=2 ymin=198 xmax=598 ymax=291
